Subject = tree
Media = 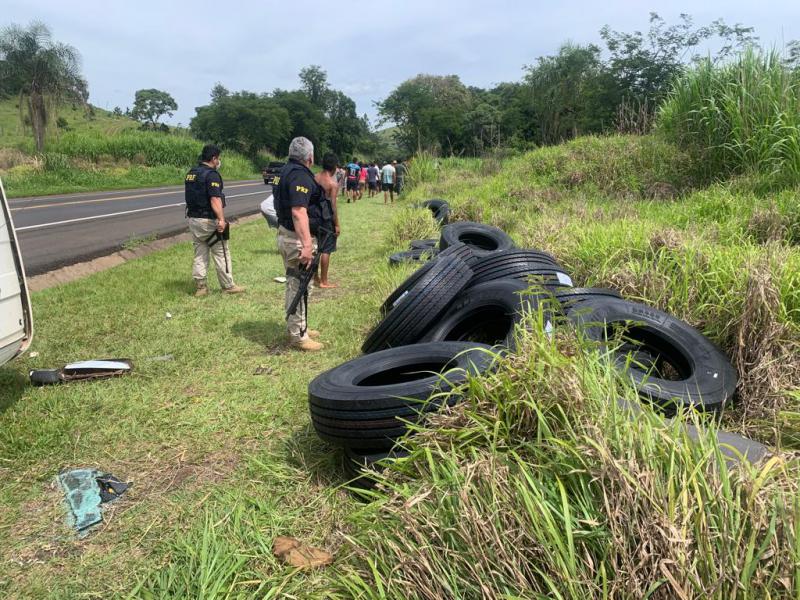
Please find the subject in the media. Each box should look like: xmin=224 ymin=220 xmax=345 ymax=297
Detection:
xmin=273 ymin=90 xmax=328 ymax=157
xmin=191 ymin=91 xmax=291 ymax=157
xmin=130 ymin=88 xmax=178 ymax=129
xmin=523 ymin=43 xmax=611 ymax=144
xmin=785 ymin=40 xmax=800 ymax=70
xmin=210 ymin=83 xmax=229 ymax=103
xmin=600 ymin=13 xmax=757 ymax=104
xmin=378 ymin=74 xmax=472 ymax=155
xmin=299 ymin=65 xmax=330 ymax=109
xmin=0 ymin=21 xmax=87 ymax=152
xmin=325 ymin=91 xmax=367 ymax=159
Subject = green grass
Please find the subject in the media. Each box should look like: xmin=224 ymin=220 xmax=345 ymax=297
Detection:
xmin=0 ymin=99 xmax=262 ymax=198
xmin=324 ymin=135 xmax=800 ymax=598
xmin=0 ymin=197 xmax=410 ymax=597
xmin=658 ymin=49 xmax=800 ymax=188
xmin=1 ymin=134 xmax=799 ymax=598
xmin=0 ymin=98 xmax=138 ymax=150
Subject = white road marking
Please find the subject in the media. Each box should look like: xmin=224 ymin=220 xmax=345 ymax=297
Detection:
xmin=15 ymin=191 xmax=266 ymax=232
xmin=10 ymin=181 xmax=264 ymax=211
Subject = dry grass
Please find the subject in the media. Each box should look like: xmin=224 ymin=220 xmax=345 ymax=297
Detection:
xmin=729 ymin=252 xmax=800 ymax=433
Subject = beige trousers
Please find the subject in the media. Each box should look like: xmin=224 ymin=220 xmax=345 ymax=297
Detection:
xmin=278 ymin=226 xmax=318 ymax=342
xmin=188 ymin=218 xmax=234 ymax=289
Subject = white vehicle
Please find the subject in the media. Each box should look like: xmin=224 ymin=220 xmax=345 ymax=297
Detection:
xmin=0 ymin=178 xmax=33 ymax=367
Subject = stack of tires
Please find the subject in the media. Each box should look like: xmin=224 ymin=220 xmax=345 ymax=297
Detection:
xmin=310 ymin=199 xmax=742 ymax=486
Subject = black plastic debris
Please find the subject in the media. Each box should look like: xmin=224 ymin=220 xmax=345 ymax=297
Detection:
xmin=96 ymin=474 xmax=130 ymax=503
xmin=30 ymin=359 xmax=133 ymax=386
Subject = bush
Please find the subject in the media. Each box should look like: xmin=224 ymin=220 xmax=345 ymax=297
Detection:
xmin=658 ymin=49 xmax=800 ymax=188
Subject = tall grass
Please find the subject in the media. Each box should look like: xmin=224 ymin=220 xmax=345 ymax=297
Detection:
xmin=658 ymin=49 xmax=800 ymax=188
xmin=330 ymin=329 xmax=800 ymax=599
xmin=48 ymin=130 xmax=208 ymax=167
xmin=0 ymin=129 xmax=261 ymax=197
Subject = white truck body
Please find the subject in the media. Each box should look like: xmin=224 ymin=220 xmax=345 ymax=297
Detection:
xmin=0 ymin=178 xmax=32 ymax=367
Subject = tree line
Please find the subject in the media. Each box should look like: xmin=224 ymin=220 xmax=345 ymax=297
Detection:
xmin=190 ymin=66 xmax=372 ymax=161
xmin=0 ymin=22 xmax=374 ymax=160
xmin=379 ymin=13 xmax=772 ymax=156
xmin=3 ymin=15 xmax=798 ymax=161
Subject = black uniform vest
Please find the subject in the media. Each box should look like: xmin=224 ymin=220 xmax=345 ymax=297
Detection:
xmin=185 ymin=163 xmax=223 ymax=218
xmin=275 ymin=161 xmax=333 ymax=234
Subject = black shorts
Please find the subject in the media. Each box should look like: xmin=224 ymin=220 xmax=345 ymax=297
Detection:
xmin=319 ymin=232 xmax=337 ymax=254
xmin=381 ymin=182 xmax=394 ymax=191
xmin=346 ymin=179 xmax=359 ymax=191
xmin=368 ymin=180 xmax=377 ymax=190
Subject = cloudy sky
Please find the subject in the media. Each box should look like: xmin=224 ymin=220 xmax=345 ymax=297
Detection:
xmin=5 ymin=1 xmax=799 ymax=128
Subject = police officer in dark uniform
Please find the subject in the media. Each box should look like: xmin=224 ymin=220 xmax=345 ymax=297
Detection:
xmin=185 ymin=144 xmax=245 ymax=297
xmin=274 ymin=136 xmax=332 ymax=351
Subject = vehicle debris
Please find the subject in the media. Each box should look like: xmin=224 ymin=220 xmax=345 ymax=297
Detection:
xmin=30 ymin=359 xmax=133 ymax=386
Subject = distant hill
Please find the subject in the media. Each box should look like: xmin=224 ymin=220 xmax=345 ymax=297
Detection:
xmin=0 ymin=98 xmax=139 ymax=150
xmin=376 ymin=126 xmax=400 ymax=156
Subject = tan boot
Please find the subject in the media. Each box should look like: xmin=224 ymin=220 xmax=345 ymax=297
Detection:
xmin=223 ymin=285 xmax=246 ymax=294
xmin=291 ymin=338 xmax=324 ymax=352
xmin=194 ymin=284 xmax=209 ymax=298
xmin=307 ymin=329 xmax=321 ymax=339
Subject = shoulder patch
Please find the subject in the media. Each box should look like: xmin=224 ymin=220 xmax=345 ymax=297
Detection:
xmin=210 ymin=181 xmax=220 ymax=187
xmin=295 ymin=185 xmax=309 ymax=194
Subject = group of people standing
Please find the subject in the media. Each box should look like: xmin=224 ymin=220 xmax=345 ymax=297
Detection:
xmin=337 ymin=158 xmax=407 ymax=204
xmin=185 ymin=140 xmax=410 ymax=354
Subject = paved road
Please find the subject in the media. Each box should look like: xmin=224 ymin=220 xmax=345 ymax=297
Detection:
xmin=8 ymin=180 xmax=269 ymax=275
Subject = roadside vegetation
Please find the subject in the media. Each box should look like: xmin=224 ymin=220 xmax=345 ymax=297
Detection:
xmin=323 ymin=53 xmax=800 ymax=598
xmin=0 ymin=116 xmax=262 ymax=198
xmin=2 ymin=12 xmax=800 ymax=600
xmin=3 ymin=51 xmax=800 ymax=597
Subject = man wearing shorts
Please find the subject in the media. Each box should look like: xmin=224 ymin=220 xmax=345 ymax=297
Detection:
xmin=314 ymin=153 xmax=341 ymax=288
xmin=381 ymin=161 xmax=396 ymax=204
xmin=366 ymin=162 xmax=379 ymax=197
xmin=345 ymin=158 xmax=360 ymax=203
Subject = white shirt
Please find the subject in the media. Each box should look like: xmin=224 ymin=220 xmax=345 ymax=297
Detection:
xmin=381 ymin=164 xmax=396 ymax=184
xmin=260 ymin=195 xmax=276 ymax=218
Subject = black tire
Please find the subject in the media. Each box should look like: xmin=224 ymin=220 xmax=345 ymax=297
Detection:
xmin=364 ymin=256 xmax=473 ymax=353
xmin=343 ymin=447 xmax=408 ymax=487
xmin=381 ymin=243 xmax=477 ymax=317
xmin=421 ymin=199 xmax=450 ymax=225
xmin=310 ymin=394 xmax=460 ymax=421
xmin=439 ymin=222 xmax=515 ymax=256
xmin=381 ymin=261 xmax=437 ymax=316
xmin=410 ymin=239 xmax=438 ymax=250
xmin=470 ymin=249 xmax=561 ymax=269
xmin=468 ymin=258 xmax=573 ymax=290
xmin=388 ymin=247 xmax=439 ymax=266
xmin=553 ymin=288 xmax=623 ymax=315
xmin=310 ymin=342 xmax=493 ymax=448
xmin=421 ymin=280 xmax=544 ymax=350
xmin=469 ymin=250 xmax=564 ymax=276
xmin=567 ymin=297 xmax=737 ymax=413
xmin=438 ymin=241 xmax=478 ymax=266
xmin=310 ymin=341 xmax=493 ymax=412
xmin=29 ymin=369 xmax=62 ymax=386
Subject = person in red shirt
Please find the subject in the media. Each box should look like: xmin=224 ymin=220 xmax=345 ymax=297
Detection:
xmin=357 ymin=162 xmax=366 ymax=200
